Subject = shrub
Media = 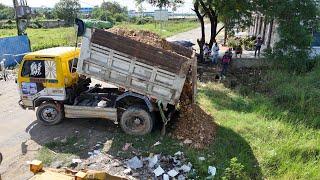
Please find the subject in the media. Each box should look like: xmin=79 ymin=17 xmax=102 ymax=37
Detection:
xmin=222 ymin=158 xmax=249 ymax=180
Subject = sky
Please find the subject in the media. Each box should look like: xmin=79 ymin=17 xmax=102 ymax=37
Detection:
xmin=0 ymin=0 xmax=194 ymax=13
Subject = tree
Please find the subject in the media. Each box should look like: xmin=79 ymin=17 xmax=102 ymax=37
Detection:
xmin=0 ymin=3 xmax=14 ymax=20
xmin=136 ymin=0 xmax=184 ymax=8
xmin=193 ymin=0 xmax=253 ymax=60
xmin=260 ymin=0 xmax=319 ymax=73
xmin=53 ymin=0 xmax=80 ymax=25
xmin=92 ymin=2 xmax=128 ymax=23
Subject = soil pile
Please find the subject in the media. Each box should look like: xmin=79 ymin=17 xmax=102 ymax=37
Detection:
xmin=109 ymin=28 xmax=167 ymax=49
xmin=108 ymin=27 xmax=193 ymax=58
xmin=171 ymin=103 xmax=217 ymax=149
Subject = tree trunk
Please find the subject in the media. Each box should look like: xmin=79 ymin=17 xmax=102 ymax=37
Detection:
xmin=267 ymin=19 xmax=274 ymax=48
xmin=224 ymin=26 xmax=228 ymax=46
xmin=194 ymin=0 xmax=205 ymax=62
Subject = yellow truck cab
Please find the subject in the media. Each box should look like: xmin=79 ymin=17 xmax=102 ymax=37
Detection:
xmin=17 ymin=47 xmax=80 ymax=124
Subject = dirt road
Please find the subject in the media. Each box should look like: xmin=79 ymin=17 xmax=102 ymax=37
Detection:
xmin=0 ymin=79 xmax=35 ymax=179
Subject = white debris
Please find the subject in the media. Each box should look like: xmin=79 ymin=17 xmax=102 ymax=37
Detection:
xmin=183 ymin=139 xmax=192 ymax=144
xmin=198 ymin=157 xmax=206 ymax=161
xmin=163 ymin=174 xmax=169 ymax=180
xmin=126 ymin=156 xmax=143 ymax=169
xmin=178 ymin=174 xmax=186 ymax=180
xmin=208 ymin=166 xmax=217 ymax=176
xmin=88 ymin=152 xmax=93 ymax=156
xmin=123 ymin=168 xmax=132 ymax=174
xmin=153 ymin=166 xmax=165 ymax=177
xmin=180 ymin=164 xmax=191 ymax=173
xmin=72 ymin=159 xmax=82 ymax=164
xmin=148 ymin=155 xmax=159 ymax=168
xmin=174 ymin=151 xmax=183 ymax=156
xmin=167 ymin=169 xmax=179 ymax=177
xmin=60 ymin=137 xmax=67 ymax=143
xmin=93 ymin=150 xmax=101 ymax=155
xmin=97 ymin=100 xmax=107 ymax=107
xmin=153 ymin=141 xmax=161 ymax=146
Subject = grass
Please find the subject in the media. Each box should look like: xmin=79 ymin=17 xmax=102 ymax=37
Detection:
xmin=35 ymin=66 xmax=320 ymax=179
xmin=0 ymin=27 xmax=76 ymax=51
xmin=197 ymin=81 xmax=320 ymax=179
xmin=0 ymin=20 xmax=199 ymax=52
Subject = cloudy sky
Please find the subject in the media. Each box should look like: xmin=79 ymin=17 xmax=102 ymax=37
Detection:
xmin=0 ymin=0 xmax=194 ymax=13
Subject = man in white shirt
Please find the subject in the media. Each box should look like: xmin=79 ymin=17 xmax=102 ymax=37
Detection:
xmin=211 ymin=43 xmax=219 ymax=64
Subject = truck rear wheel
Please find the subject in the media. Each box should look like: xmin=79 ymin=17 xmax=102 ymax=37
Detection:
xmin=36 ymin=102 xmax=64 ymax=125
xmin=120 ymin=106 xmax=154 ymax=136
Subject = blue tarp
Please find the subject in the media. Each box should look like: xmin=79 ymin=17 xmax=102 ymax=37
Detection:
xmin=0 ymin=35 xmax=30 ymax=68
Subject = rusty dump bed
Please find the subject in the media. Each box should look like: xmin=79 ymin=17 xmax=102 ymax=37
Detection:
xmin=78 ymin=28 xmax=194 ymax=106
xmin=91 ymin=29 xmax=192 ymax=73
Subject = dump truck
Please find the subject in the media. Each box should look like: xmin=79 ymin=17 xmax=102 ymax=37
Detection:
xmin=17 ymin=19 xmax=196 ymax=135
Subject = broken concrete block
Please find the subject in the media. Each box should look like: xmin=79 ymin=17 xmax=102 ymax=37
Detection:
xmin=208 ymin=166 xmax=216 ymax=176
xmin=163 ymin=174 xmax=169 ymax=180
xmin=178 ymin=174 xmax=186 ymax=180
xmin=174 ymin=151 xmax=183 ymax=156
xmin=72 ymin=159 xmax=82 ymax=164
xmin=126 ymin=156 xmax=143 ymax=169
xmin=123 ymin=168 xmax=132 ymax=174
xmin=153 ymin=166 xmax=165 ymax=177
xmin=148 ymin=155 xmax=158 ymax=168
xmin=167 ymin=169 xmax=179 ymax=177
xmin=180 ymin=164 xmax=191 ymax=173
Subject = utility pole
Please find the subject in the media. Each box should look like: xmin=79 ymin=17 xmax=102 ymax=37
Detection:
xmin=13 ymin=0 xmax=31 ymax=35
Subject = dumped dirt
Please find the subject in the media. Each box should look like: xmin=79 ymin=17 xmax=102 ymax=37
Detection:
xmin=171 ymin=103 xmax=217 ymax=149
xmin=108 ymin=28 xmax=193 ymax=58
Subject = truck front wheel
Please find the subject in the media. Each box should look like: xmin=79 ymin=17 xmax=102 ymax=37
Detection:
xmin=36 ymin=102 xmax=64 ymax=125
xmin=120 ymin=106 xmax=154 ymax=136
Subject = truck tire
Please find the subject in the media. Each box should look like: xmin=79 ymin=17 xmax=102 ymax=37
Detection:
xmin=120 ymin=106 xmax=154 ymax=136
xmin=36 ymin=102 xmax=64 ymax=125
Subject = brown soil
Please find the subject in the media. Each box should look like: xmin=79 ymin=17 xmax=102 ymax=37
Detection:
xmin=171 ymin=104 xmax=217 ymax=149
xmin=108 ymin=28 xmax=193 ymax=58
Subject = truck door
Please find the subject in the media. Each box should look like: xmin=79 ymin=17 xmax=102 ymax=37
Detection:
xmin=19 ymin=59 xmax=47 ymax=106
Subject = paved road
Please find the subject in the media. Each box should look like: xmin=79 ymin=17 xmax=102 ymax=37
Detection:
xmin=0 ymin=79 xmax=35 ymax=178
xmin=166 ymin=24 xmax=225 ymax=52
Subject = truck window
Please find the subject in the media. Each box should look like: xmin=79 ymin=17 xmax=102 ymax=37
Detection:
xmin=68 ymin=58 xmax=78 ymax=73
xmin=21 ymin=60 xmax=45 ymax=78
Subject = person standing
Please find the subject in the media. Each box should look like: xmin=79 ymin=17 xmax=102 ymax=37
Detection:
xmin=255 ymin=37 xmax=263 ymax=57
xmin=211 ymin=42 xmax=219 ymax=64
xmin=203 ymin=43 xmax=210 ymax=61
xmin=220 ymin=51 xmax=231 ymax=78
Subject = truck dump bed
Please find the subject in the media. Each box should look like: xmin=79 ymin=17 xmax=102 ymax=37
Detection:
xmin=78 ymin=28 xmax=194 ymax=106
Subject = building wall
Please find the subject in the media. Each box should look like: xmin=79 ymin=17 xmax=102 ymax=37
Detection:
xmin=249 ymin=13 xmax=279 ymax=48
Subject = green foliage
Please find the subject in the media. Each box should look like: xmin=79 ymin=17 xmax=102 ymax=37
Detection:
xmin=222 ymin=158 xmax=249 ymax=180
xmin=53 ymin=0 xmax=80 ymax=25
xmin=91 ymin=2 xmax=128 ymax=24
xmin=0 ymin=3 xmax=14 ymax=20
xmin=136 ymin=0 xmax=184 ymax=8
xmin=261 ymin=0 xmax=319 ymax=73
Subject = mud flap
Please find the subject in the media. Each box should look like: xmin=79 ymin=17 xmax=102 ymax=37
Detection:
xmin=157 ymin=101 xmax=175 ymax=136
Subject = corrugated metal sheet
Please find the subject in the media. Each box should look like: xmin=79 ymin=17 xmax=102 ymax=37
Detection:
xmin=0 ymin=35 xmax=30 ymax=67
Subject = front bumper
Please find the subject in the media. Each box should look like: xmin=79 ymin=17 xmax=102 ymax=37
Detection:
xmin=18 ymin=99 xmax=34 ymax=110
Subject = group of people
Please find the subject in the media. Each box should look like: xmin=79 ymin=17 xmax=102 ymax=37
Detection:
xmin=202 ymin=37 xmax=263 ymax=78
xmin=203 ymin=42 xmax=232 ymax=78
